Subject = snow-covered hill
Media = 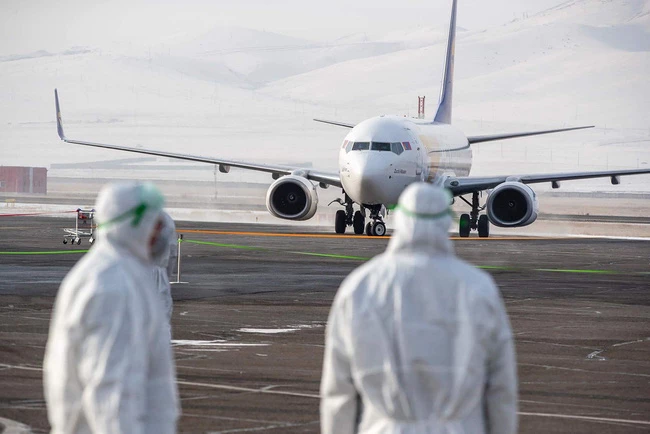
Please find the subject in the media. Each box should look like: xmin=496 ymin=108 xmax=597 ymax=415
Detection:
xmin=0 ymin=0 xmax=648 ymax=192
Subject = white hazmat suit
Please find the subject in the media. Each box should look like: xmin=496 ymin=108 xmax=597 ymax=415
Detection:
xmin=151 ymin=211 xmax=177 ymax=338
xmin=321 ymin=183 xmax=518 ymax=434
xmin=44 ymin=182 xmax=180 ymax=434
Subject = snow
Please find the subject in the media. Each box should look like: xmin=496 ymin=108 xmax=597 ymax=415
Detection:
xmin=171 ymin=340 xmax=269 ymax=347
xmin=238 ymin=328 xmax=298 ymax=334
xmin=0 ymin=0 xmax=648 ymax=198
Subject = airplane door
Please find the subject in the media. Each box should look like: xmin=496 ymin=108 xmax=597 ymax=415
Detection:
xmin=406 ymin=129 xmax=426 ymax=181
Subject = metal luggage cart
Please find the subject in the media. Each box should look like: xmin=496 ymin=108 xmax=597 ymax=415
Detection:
xmin=64 ymin=208 xmax=95 ymax=245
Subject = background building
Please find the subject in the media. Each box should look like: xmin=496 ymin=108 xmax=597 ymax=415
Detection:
xmin=0 ymin=166 xmax=47 ymax=194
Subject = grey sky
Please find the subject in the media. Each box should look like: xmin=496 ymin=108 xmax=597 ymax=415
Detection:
xmin=2 ymin=0 xmax=565 ymax=55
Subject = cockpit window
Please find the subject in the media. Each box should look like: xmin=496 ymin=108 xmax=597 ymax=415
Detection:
xmin=391 ymin=142 xmax=404 ymax=155
xmin=347 ymin=141 xmax=405 ymax=155
xmin=352 ymin=142 xmax=370 ymax=151
xmin=371 ymin=142 xmax=391 ymax=152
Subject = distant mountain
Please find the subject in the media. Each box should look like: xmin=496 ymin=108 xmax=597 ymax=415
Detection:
xmin=260 ymin=0 xmax=650 ymax=128
xmin=0 ymin=0 xmax=647 ymax=187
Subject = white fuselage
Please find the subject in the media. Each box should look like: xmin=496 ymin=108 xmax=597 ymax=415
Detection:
xmin=338 ymin=115 xmax=472 ymax=206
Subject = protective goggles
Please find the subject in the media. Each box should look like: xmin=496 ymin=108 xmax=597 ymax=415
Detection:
xmin=98 ymin=183 xmax=165 ymax=229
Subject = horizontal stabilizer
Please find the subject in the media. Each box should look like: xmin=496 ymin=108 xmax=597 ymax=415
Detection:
xmin=467 ymin=125 xmax=594 ymax=144
xmin=313 ymin=118 xmax=356 ymax=129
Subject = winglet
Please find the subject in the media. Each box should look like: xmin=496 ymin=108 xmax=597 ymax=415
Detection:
xmin=433 ymin=0 xmax=458 ymax=125
xmin=54 ymin=89 xmax=66 ymax=140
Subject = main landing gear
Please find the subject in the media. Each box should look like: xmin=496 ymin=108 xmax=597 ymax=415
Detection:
xmin=458 ymin=191 xmax=490 ymax=238
xmin=331 ymin=195 xmax=386 ymax=236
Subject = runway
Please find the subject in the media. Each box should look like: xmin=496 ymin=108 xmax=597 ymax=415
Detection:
xmin=0 ymin=217 xmax=649 ymax=433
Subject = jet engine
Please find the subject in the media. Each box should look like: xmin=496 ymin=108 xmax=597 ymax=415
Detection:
xmin=486 ymin=181 xmax=538 ymax=227
xmin=266 ymin=175 xmax=318 ymax=221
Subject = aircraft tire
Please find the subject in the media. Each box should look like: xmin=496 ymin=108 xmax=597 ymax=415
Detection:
xmin=335 ymin=210 xmax=346 ymax=234
xmin=353 ymin=211 xmax=365 ymax=235
xmin=372 ymin=221 xmax=386 ymax=237
xmin=478 ymin=215 xmax=489 ymax=238
xmin=365 ymin=222 xmax=373 ymax=236
xmin=459 ymin=214 xmax=470 ymax=238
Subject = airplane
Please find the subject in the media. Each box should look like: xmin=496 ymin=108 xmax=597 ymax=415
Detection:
xmin=54 ymin=0 xmax=650 ymax=238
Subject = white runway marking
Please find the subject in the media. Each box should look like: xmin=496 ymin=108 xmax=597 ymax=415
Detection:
xmin=519 ymin=398 xmax=636 ymax=414
xmin=172 ymin=339 xmax=269 ymax=348
xmin=177 ymin=380 xmax=320 ymax=399
xmin=0 ymin=416 xmax=33 ymax=433
xmin=519 ymin=412 xmax=650 ymax=426
xmin=175 ymin=365 xmax=244 ymax=374
xmin=612 ymin=338 xmax=648 ymax=348
xmin=520 ymin=362 xmax=650 ymax=378
xmin=504 ymin=298 xmax=534 ymax=304
xmin=517 ymin=339 xmax=599 ymax=352
xmin=182 ymin=412 xmax=284 ymax=424
xmin=0 ymin=364 xmax=42 ymax=372
xmin=569 ymin=234 xmax=650 ymax=241
xmin=178 ymin=380 xmax=650 ymax=427
xmin=207 ymin=421 xmax=318 ymax=433
xmin=14 ymin=315 xmax=50 ymax=322
xmin=4 ymin=362 xmax=647 ymax=428
xmin=238 ymin=328 xmax=298 ymax=334
xmin=584 ymin=338 xmax=648 ymax=361
xmin=587 ymin=349 xmax=606 ymax=361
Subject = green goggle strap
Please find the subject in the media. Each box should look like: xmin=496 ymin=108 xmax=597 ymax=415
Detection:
xmin=97 ymin=202 xmax=150 ymax=229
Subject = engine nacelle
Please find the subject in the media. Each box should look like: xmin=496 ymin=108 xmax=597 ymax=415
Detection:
xmin=486 ymin=182 xmax=538 ymax=227
xmin=266 ymin=175 xmax=318 ymax=221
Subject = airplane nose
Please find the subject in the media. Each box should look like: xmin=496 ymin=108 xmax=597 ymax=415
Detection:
xmin=345 ymin=153 xmax=389 ymax=204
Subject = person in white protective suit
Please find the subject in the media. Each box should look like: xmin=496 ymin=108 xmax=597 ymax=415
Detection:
xmin=320 ymin=182 xmax=518 ymax=434
xmin=44 ymin=182 xmax=180 ymax=434
xmin=151 ymin=211 xmax=178 ymax=339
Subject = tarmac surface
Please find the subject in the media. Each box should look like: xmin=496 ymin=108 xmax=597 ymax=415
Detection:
xmin=0 ymin=216 xmax=649 ymax=433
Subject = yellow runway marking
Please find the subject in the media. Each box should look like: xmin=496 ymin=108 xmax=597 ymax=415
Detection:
xmin=178 ymin=229 xmax=560 ymax=241
xmin=451 ymin=237 xmax=563 ymax=240
xmin=179 ymin=229 xmax=379 ymax=239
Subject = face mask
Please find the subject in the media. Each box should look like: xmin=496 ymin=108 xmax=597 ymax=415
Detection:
xmin=150 ymin=217 xmax=174 ymax=262
xmin=150 ymin=231 xmax=170 ymax=262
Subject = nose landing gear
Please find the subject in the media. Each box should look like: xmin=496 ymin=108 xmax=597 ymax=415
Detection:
xmin=331 ymin=194 xmax=387 ymax=236
xmin=365 ymin=205 xmax=386 ymax=237
xmin=366 ymin=220 xmax=386 ymax=236
xmin=458 ymin=191 xmax=490 ymax=238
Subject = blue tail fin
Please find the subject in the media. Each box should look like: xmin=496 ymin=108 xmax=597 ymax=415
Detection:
xmin=433 ymin=0 xmax=458 ymax=125
xmin=54 ymin=89 xmax=66 ymax=140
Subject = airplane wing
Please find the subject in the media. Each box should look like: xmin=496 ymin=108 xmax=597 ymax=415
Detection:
xmin=55 ymin=90 xmax=342 ymax=188
xmin=313 ymin=120 xmax=594 ymax=137
xmin=445 ymin=169 xmax=650 ymax=196
xmin=313 ymin=118 xmax=356 ymax=128
xmin=466 ymin=125 xmax=594 ymax=144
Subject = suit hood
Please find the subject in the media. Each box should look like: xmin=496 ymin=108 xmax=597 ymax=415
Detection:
xmin=94 ymin=182 xmax=165 ymax=263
